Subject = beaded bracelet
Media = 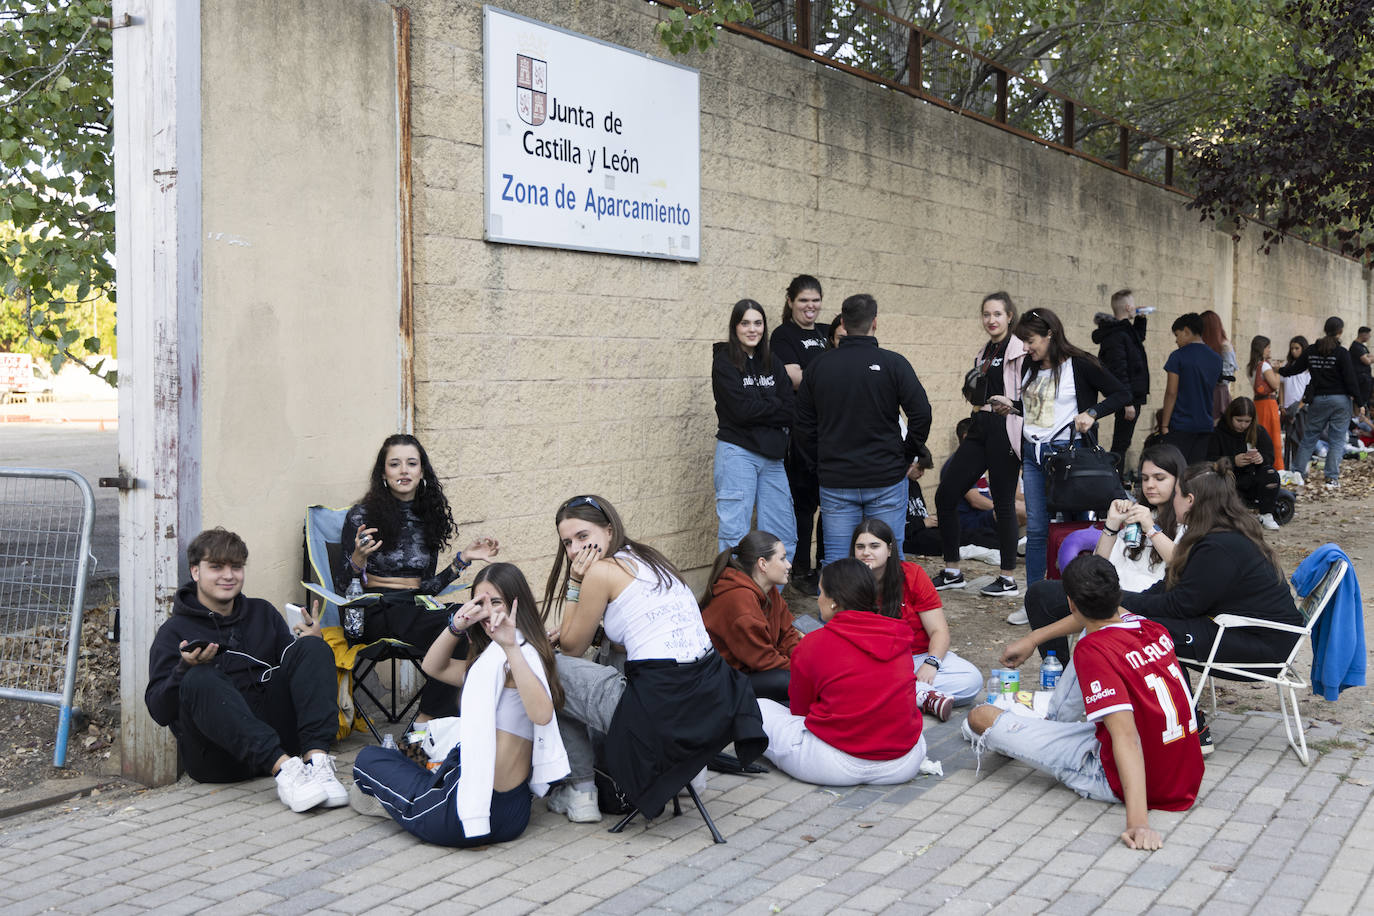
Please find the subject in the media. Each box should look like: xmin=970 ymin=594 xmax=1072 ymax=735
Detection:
xmin=565 ymin=584 xmax=581 ymax=603
xmin=447 ymin=612 xmax=465 ymax=638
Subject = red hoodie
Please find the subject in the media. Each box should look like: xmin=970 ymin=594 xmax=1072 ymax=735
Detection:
xmin=788 ymin=609 xmax=922 ymax=760
xmin=701 ymin=567 xmax=801 ymax=672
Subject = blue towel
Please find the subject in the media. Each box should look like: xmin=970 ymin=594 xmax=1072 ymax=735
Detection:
xmin=1292 ymin=544 xmax=1365 ymax=701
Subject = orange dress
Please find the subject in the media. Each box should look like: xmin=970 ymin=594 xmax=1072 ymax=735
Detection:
xmin=1253 ymin=362 xmax=1284 ymax=470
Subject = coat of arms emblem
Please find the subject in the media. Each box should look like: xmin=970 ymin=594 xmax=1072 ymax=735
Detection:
xmin=516 ymin=54 xmax=547 ymax=126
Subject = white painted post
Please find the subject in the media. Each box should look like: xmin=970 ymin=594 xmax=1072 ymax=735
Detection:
xmin=113 ymin=0 xmax=202 ymax=787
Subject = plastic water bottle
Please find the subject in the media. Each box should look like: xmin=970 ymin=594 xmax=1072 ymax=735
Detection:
xmin=1135 ymin=306 xmax=1156 ymax=316
xmin=381 ymin=733 xmax=398 ymax=751
xmin=985 ymin=674 xmax=1001 ymax=704
xmin=344 ymin=577 xmax=364 ymax=640
xmin=1041 ymin=651 xmax=1064 ymax=689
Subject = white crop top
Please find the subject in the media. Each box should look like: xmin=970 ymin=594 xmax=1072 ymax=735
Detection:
xmin=494 ymin=686 xmax=533 ymax=741
xmin=603 ymin=549 xmax=712 ymax=663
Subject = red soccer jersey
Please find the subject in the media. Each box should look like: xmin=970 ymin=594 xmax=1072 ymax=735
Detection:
xmin=1075 ymin=614 xmax=1204 ymax=811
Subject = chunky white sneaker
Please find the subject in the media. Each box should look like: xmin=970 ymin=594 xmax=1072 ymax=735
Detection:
xmin=1006 ymin=606 xmax=1029 ymax=626
xmin=1258 ymin=513 xmax=1280 ymax=530
xmin=275 ymin=756 xmax=328 ymax=813
xmin=546 ymin=783 xmax=602 ymax=823
xmin=308 ymin=754 xmax=349 ymax=807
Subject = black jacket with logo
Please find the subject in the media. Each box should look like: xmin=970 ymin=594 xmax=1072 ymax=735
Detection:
xmin=145 ymin=584 xmax=293 ymax=730
xmin=712 ymin=343 xmax=794 ymax=460
xmin=796 ymin=335 xmax=932 ymax=488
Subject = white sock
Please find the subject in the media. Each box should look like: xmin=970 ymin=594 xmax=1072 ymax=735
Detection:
xmin=573 ymin=779 xmax=595 ymax=793
xmin=309 ymin=752 xmax=329 ymax=766
xmin=944 ymin=568 xmax=960 ymax=577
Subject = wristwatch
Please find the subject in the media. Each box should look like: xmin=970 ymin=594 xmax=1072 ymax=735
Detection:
xmin=922 ymin=657 xmax=941 ymax=671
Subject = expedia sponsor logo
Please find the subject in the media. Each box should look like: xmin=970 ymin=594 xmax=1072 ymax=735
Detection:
xmin=1084 ymin=683 xmax=1118 ymax=704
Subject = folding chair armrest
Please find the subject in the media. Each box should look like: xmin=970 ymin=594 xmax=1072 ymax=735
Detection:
xmin=1211 ymin=614 xmax=1308 ymax=635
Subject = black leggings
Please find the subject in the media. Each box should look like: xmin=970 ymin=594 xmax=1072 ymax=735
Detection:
xmin=935 ymin=411 xmax=1021 ymax=573
xmin=784 ymin=443 xmax=822 ymax=576
xmin=1234 ymin=466 xmax=1280 ymax=514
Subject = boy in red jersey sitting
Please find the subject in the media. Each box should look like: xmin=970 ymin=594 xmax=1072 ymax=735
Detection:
xmin=962 ymin=554 xmax=1203 ymax=850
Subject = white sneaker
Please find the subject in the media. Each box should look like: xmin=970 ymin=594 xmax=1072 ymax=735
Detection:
xmin=1006 ymin=607 xmax=1029 ymax=626
xmin=1258 ymin=513 xmax=1280 ymax=530
xmin=308 ymin=754 xmax=349 ymax=807
xmin=348 ymin=781 xmax=388 ymax=817
xmin=275 ymin=756 xmax=328 ymax=812
xmin=546 ymin=783 xmax=602 ymax=823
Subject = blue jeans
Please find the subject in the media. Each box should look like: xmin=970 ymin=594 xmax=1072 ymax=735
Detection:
xmin=1294 ymin=394 xmax=1352 ymax=482
xmin=1021 ymin=438 xmax=1072 ymax=586
xmin=714 ymin=441 xmax=797 ymax=561
xmin=818 ymin=477 xmax=908 ymax=567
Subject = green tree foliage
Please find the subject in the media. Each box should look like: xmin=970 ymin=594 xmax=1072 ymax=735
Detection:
xmin=1 ymin=225 xmax=115 ymax=363
xmin=655 ymin=1 xmax=1289 ymax=151
xmin=1186 ymin=0 xmax=1374 ymax=263
xmin=0 ymin=1 xmax=114 ymax=380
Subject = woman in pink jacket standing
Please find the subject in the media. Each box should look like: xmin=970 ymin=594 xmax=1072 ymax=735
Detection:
xmin=931 ymin=293 xmax=1027 ymax=598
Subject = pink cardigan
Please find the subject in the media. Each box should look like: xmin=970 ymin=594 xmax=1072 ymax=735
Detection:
xmin=979 ymin=335 xmax=1027 ymax=458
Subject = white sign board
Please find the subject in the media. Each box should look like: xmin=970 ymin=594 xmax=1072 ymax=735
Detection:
xmin=483 ymin=6 xmax=700 ymax=261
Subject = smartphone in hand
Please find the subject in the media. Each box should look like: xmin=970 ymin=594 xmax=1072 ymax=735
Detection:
xmin=284 ymin=603 xmax=305 ymax=632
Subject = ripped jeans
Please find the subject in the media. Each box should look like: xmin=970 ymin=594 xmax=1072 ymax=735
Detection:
xmin=967 ymin=659 xmax=1117 ymax=803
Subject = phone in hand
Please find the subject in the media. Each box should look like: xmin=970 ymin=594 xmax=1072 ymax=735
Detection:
xmin=181 ymin=639 xmax=214 ymax=654
xmin=284 ymin=603 xmax=305 ymax=632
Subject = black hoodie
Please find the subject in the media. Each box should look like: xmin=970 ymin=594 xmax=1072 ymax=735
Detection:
xmin=144 ymin=583 xmax=294 ymax=729
xmin=1092 ymin=313 xmax=1150 ymax=404
xmin=712 ymin=342 xmax=794 ymax=460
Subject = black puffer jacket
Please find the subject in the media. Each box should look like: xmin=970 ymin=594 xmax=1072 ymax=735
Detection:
xmin=1092 ymin=313 xmax=1150 ymax=404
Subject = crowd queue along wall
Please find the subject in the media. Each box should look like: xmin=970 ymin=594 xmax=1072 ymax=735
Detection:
xmin=194 ymin=0 xmax=1371 ymax=611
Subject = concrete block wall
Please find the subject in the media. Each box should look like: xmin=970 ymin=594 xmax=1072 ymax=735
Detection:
xmin=392 ymin=0 xmax=1369 ymax=589
xmin=197 ymin=0 xmax=1366 ymax=603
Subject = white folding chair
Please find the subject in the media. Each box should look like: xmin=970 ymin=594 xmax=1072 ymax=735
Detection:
xmin=1186 ymin=557 xmax=1348 ymax=766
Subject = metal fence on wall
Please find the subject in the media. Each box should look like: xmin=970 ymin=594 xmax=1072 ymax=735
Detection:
xmin=657 ymin=0 xmax=1188 ymax=190
xmin=0 ymin=468 xmax=96 ymax=767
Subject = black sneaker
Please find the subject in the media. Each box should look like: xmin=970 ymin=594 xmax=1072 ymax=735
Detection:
xmin=980 ymin=576 xmax=1020 ymax=598
xmin=1198 ymin=726 xmax=1213 ymax=756
xmin=789 ymin=573 xmax=819 ymax=597
xmin=930 ymin=570 xmax=966 ymax=590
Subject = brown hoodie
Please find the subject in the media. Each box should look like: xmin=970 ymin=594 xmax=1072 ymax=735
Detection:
xmin=701 ymin=566 xmax=800 ymax=672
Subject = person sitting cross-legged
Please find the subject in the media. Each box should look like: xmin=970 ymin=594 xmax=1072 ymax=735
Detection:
xmin=759 ymin=558 xmax=927 ymax=786
xmin=144 ymin=528 xmax=347 ymax=813
xmin=963 ymin=554 xmax=1203 ymax=851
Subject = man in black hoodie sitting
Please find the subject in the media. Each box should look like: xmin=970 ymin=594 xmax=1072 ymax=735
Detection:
xmin=1093 ymin=289 xmax=1150 ymax=470
xmin=144 ymin=527 xmax=346 ymax=812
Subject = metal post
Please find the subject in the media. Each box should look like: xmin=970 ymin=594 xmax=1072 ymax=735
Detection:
xmin=1119 ymin=126 xmax=1130 ymax=170
xmin=1165 ymin=147 xmax=1175 ymax=186
xmin=796 ymin=0 xmax=811 ymax=49
xmin=1062 ymin=101 xmax=1074 ymax=149
xmin=113 ymin=0 xmax=203 ymax=786
xmin=907 ymin=28 xmax=922 ymax=90
xmin=995 ymin=69 xmax=1007 ymax=122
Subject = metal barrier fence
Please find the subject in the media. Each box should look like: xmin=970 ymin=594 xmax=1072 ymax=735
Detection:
xmin=0 ymin=468 xmax=96 ymax=767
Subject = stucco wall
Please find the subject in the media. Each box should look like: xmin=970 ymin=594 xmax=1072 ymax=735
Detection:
xmin=199 ymin=0 xmax=401 ymax=601
xmin=197 ymin=0 xmax=1370 ymax=604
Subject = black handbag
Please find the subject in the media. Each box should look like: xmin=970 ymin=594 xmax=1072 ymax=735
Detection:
xmin=1042 ymin=423 xmax=1127 ymax=514
xmin=962 ymin=346 xmax=991 ymax=407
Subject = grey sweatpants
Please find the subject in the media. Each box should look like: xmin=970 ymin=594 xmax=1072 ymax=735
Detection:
xmin=553 ymin=654 xmax=627 ymax=782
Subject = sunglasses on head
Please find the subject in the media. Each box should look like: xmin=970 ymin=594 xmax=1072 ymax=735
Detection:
xmin=560 ymin=495 xmax=604 ymax=517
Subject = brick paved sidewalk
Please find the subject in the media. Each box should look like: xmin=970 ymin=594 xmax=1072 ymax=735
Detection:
xmin=1 ymin=710 xmax=1370 ymax=915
